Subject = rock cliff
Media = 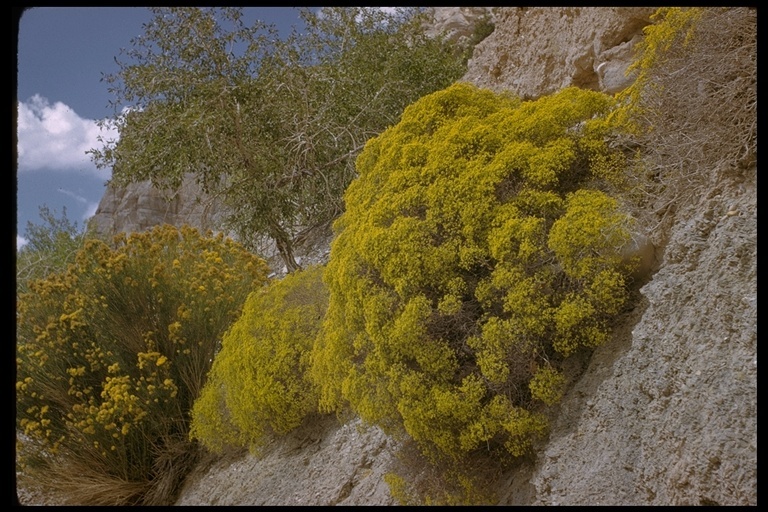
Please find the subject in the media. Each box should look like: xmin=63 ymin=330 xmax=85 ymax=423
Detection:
xmin=87 ymin=173 xmax=227 ymax=239
xmin=463 ymin=7 xmax=656 ymax=97
xmin=69 ymin=7 xmax=755 ymax=506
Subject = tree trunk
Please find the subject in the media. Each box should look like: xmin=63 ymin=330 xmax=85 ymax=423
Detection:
xmin=268 ymin=220 xmax=301 ymax=273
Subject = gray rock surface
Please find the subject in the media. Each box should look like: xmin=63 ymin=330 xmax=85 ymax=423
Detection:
xmin=169 ymin=166 xmax=755 ymax=507
xmin=424 ymin=7 xmax=496 ymax=47
xmin=87 ymin=173 xmax=228 ymax=238
xmin=525 ymin=176 xmax=757 ymax=506
xmin=175 ymin=415 xmax=399 ymax=506
xmin=463 ymin=7 xmax=656 ymax=98
xmin=171 ymin=8 xmax=756 ymax=506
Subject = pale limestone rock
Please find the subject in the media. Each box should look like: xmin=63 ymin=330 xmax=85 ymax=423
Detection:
xmin=424 ymin=6 xmax=496 ymax=46
xmin=463 ymin=7 xmax=656 ymax=98
xmin=525 ymin=176 xmax=756 ymax=506
xmin=36 ymin=8 xmax=752 ymax=508
xmin=87 ymin=173 xmax=228 ymax=238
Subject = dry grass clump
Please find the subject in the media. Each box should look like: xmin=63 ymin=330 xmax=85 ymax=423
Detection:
xmin=614 ymin=7 xmax=756 ymax=241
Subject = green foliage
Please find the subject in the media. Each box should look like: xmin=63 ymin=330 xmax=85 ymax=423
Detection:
xmin=16 ymin=206 xmax=87 ymax=296
xmin=312 ymin=83 xmax=635 ymax=463
xmin=190 ymin=265 xmax=328 ymax=454
xmin=89 ymin=7 xmax=467 ymax=271
xmin=16 ymin=224 xmax=269 ymax=505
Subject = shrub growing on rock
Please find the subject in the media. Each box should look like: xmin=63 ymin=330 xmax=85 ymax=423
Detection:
xmin=611 ymin=7 xmax=756 ymax=239
xmin=311 ymin=83 xmax=636 ymax=462
xmin=190 ymin=265 xmax=328 ymax=454
xmin=16 ymin=224 xmax=269 ymax=505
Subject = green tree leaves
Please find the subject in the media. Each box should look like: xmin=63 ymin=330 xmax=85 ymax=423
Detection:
xmin=16 ymin=206 xmax=87 ymax=296
xmin=90 ymin=7 xmax=466 ymax=272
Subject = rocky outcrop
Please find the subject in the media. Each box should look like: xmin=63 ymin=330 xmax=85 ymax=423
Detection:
xmin=176 ymin=415 xmax=399 ymax=506
xmin=87 ymin=173 xmax=228 ymax=238
xmin=168 ymin=7 xmax=755 ymax=507
xmin=424 ymin=7 xmax=496 ymax=47
xmin=521 ymin=174 xmax=757 ymax=505
xmin=463 ymin=7 xmax=656 ymax=98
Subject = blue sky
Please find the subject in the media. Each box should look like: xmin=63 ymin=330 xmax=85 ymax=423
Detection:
xmin=16 ymin=7 xmax=312 ymax=250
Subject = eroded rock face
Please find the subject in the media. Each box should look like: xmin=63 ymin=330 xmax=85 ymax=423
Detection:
xmin=174 ymin=415 xmax=399 ymax=506
xmin=87 ymin=173 xmax=228 ymax=238
xmin=463 ymin=7 xmax=656 ymax=98
xmin=520 ymin=176 xmax=757 ymax=506
xmin=424 ymin=7 xmax=496 ymax=47
xmin=58 ymin=7 xmax=755 ymax=508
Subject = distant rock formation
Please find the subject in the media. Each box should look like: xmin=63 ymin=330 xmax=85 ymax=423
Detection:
xmin=87 ymin=174 xmax=228 ymax=238
xmin=424 ymin=7 xmax=496 ymax=47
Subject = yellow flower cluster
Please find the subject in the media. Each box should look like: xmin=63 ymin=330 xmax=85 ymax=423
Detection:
xmin=190 ymin=265 xmax=327 ymax=454
xmin=16 ymin=223 xmax=269 ymax=487
xmin=313 ymin=83 xmax=635 ymax=461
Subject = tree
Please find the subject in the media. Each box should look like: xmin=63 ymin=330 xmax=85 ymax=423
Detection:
xmin=16 ymin=206 xmax=86 ymax=296
xmin=89 ymin=7 xmax=467 ymax=272
xmin=311 ymin=83 xmax=637 ymax=463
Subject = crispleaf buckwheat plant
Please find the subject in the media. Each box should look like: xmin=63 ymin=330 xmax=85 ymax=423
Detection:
xmin=16 ymin=224 xmax=268 ymax=505
xmin=190 ymin=265 xmax=328 ymax=454
xmin=312 ymin=83 xmax=637 ymax=465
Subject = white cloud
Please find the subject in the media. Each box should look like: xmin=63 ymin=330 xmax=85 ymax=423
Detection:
xmin=17 ymin=95 xmax=117 ymax=178
xmin=17 ymin=235 xmax=29 ymax=251
xmin=58 ymin=187 xmax=89 ymax=204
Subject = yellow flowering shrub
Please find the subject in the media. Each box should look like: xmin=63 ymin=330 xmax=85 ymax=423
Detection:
xmin=190 ymin=265 xmax=328 ymax=454
xmin=16 ymin=224 xmax=268 ymax=505
xmin=312 ymin=83 xmax=636 ymax=463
